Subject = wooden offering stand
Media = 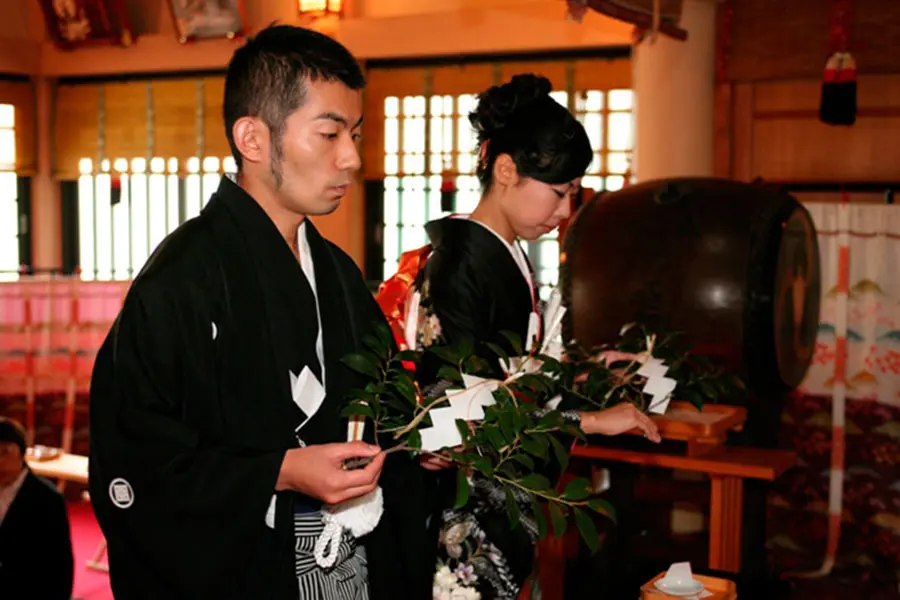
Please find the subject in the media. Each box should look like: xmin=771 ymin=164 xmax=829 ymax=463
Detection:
xmin=631 ymin=401 xmax=748 ymax=457
xmin=569 ymin=402 xmax=796 ymax=574
xmin=640 ymin=572 xmax=738 ymax=600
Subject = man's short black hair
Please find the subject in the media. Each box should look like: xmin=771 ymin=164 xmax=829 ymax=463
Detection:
xmin=223 ymin=24 xmax=366 ymax=171
xmin=0 ymin=417 xmax=26 ymax=457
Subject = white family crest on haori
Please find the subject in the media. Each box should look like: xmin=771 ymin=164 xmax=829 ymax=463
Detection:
xmin=109 ymin=477 xmax=135 ymax=509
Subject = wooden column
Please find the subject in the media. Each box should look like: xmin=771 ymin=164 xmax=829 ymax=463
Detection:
xmin=632 ymin=0 xmax=717 ymax=181
xmin=32 ymin=76 xmax=62 ymax=271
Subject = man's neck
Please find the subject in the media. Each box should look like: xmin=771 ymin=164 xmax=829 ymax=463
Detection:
xmin=470 ymin=199 xmax=515 ymax=244
xmin=237 ymin=172 xmax=305 ymax=258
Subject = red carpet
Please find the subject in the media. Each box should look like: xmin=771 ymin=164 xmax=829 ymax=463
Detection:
xmin=66 ymin=500 xmax=897 ymax=600
xmin=68 ymin=502 xmax=112 ymax=600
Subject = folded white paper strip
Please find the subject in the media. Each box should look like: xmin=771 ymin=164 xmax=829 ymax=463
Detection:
xmin=542 ymin=290 xmax=566 ymax=348
xmin=447 ymin=374 xmax=498 ymax=421
xmin=403 ymin=290 xmax=421 ymax=351
xmin=419 ymin=374 xmax=500 ymax=451
xmin=634 ymin=356 xmax=676 ymax=415
xmin=526 ymin=311 xmax=540 ymax=353
xmin=290 ymin=366 xmax=326 ymax=430
xmin=638 ymin=357 xmax=669 ymax=379
xmin=268 ymin=367 xmax=328 ymax=530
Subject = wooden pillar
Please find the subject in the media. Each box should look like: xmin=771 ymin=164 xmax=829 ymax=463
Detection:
xmin=632 ymin=0 xmax=717 ymax=181
xmin=31 ymin=76 xmax=62 ymax=271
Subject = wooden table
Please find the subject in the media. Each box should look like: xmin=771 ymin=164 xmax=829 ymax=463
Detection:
xmin=570 ymin=443 xmax=796 ymax=573
xmin=26 ymin=451 xmax=89 ymax=484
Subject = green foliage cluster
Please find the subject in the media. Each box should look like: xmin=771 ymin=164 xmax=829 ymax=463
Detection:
xmin=341 ymin=321 xmax=745 ymax=550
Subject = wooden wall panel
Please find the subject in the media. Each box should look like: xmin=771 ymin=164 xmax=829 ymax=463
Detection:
xmin=792 ymin=191 xmax=888 ymax=205
xmin=202 ymin=77 xmax=228 ymax=160
xmin=104 ymin=82 xmax=149 ymax=161
xmin=713 ymin=83 xmax=731 ymax=178
xmin=751 ymin=116 xmax=900 ymax=181
xmin=151 ymin=79 xmax=197 ymax=164
xmin=730 ymin=83 xmax=754 ymax=182
xmin=573 ymin=57 xmax=631 ymax=91
xmin=729 ymin=0 xmax=900 ymax=81
xmin=498 ymin=60 xmax=568 ymax=89
xmin=431 ymin=64 xmax=495 ymax=96
xmin=55 ymin=84 xmax=100 ymax=178
xmin=725 ymin=74 xmax=900 ymax=184
xmin=754 ymin=76 xmax=900 ymax=113
xmin=721 ymin=1 xmax=900 ymax=188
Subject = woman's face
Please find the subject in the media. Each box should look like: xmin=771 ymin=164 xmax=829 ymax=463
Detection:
xmin=503 ymin=176 xmax=580 ymax=241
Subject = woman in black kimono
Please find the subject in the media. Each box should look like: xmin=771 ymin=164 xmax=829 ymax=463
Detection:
xmin=410 ymin=74 xmax=661 ymax=599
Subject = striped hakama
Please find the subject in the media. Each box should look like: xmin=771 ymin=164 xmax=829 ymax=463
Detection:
xmin=294 ymin=511 xmax=368 ymax=600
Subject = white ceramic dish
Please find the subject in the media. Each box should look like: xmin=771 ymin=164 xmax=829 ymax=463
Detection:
xmin=653 ymin=578 xmax=705 ymax=597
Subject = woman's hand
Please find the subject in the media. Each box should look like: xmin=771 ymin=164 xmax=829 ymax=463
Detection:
xmin=579 ymin=403 xmax=662 ymax=443
xmin=595 ymin=350 xmax=642 ymax=366
xmin=574 ymin=350 xmax=642 ymax=383
xmin=418 ymin=447 xmax=462 ymax=471
xmin=419 ymin=453 xmax=455 ymax=471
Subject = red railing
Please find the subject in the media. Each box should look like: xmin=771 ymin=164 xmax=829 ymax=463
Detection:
xmin=0 ymin=275 xmax=130 ymax=450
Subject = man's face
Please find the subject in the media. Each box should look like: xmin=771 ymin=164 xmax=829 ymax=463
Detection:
xmin=0 ymin=441 xmax=23 ymax=486
xmin=270 ymin=79 xmax=363 ymax=218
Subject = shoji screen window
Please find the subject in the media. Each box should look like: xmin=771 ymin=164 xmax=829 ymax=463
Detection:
xmin=576 ymin=89 xmax=634 ymax=193
xmin=78 ymin=156 xmax=237 ymax=281
xmin=382 ymin=95 xmax=474 ymax=281
xmin=184 ymin=156 xmax=237 ymax=221
xmin=0 ymin=104 xmax=17 ymax=281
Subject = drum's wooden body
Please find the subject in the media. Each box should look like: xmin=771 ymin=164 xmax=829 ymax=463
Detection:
xmin=561 ymin=178 xmax=821 ymax=398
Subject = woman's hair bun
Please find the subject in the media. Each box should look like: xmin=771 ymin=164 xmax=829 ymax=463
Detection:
xmin=470 ymin=73 xmax=552 ymax=143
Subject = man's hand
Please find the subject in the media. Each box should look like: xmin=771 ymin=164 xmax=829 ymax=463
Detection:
xmin=579 ymin=403 xmax=662 ymax=443
xmin=275 ymin=442 xmax=386 ymax=504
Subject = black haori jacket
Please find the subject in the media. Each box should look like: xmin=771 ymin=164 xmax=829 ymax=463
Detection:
xmin=89 ymin=177 xmax=434 ymax=599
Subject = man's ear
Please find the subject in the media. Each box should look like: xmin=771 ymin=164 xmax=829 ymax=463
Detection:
xmin=232 ymin=117 xmax=269 ymax=166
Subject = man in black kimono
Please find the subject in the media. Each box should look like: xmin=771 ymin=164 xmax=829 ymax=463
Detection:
xmin=89 ymin=25 xmax=433 ymax=600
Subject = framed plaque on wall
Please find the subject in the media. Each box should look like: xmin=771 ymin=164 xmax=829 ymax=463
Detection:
xmin=166 ymin=0 xmax=245 ymax=43
xmin=38 ymin=0 xmax=134 ymax=49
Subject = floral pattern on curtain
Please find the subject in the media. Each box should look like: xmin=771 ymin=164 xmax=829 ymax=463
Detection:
xmin=767 ymin=203 xmax=900 ymax=583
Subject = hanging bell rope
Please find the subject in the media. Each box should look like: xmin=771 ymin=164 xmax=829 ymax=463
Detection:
xmin=819 ymin=0 xmax=857 ymax=126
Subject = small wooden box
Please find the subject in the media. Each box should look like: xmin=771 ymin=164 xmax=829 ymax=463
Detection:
xmin=640 ymin=572 xmax=737 ymax=600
